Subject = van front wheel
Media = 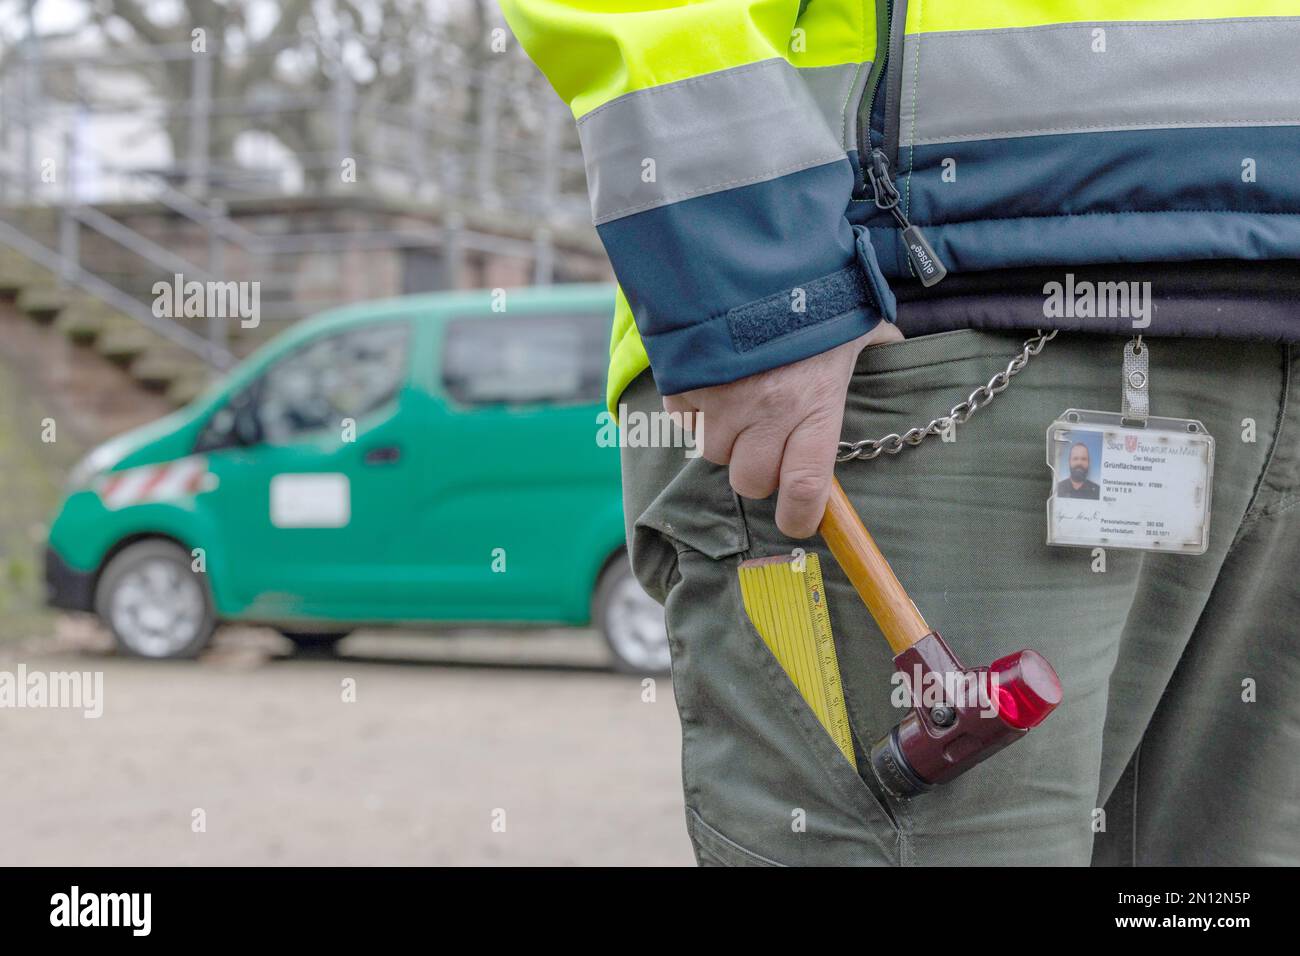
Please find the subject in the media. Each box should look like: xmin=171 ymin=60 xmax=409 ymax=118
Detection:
xmin=95 ymin=539 xmax=216 ymax=659
xmin=594 ymin=555 xmax=670 ymax=675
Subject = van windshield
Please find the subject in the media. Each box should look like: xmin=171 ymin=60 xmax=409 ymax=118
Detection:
xmin=198 ymin=321 xmax=411 ymax=451
xmin=257 ymin=322 xmax=410 ymax=442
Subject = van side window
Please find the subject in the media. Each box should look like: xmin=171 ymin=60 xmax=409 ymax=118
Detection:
xmin=258 ymin=322 xmax=410 ymax=443
xmin=441 ymin=313 xmax=608 ymax=406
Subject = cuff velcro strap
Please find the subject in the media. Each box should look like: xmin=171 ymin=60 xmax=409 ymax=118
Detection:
xmin=726 ymin=263 xmax=877 ymax=353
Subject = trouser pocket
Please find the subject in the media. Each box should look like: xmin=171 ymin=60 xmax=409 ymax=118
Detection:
xmin=624 ymin=425 xmax=907 ymax=866
xmin=660 ymin=545 xmax=904 ymax=866
xmin=686 ymin=809 xmax=782 ymax=867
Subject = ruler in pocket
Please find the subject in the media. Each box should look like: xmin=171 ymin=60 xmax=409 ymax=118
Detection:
xmin=737 ymin=552 xmax=856 ymax=769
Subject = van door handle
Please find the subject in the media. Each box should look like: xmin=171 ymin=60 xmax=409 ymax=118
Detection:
xmin=363 ymin=444 xmax=402 ymax=465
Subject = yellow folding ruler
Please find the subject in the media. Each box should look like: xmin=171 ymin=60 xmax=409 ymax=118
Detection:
xmin=737 ymin=552 xmax=856 ymax=768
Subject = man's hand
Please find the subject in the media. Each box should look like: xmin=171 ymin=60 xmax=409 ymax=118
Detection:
xmin=664 ymin=321 xmax=904 ymax=538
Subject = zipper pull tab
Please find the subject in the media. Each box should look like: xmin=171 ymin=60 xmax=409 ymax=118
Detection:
xmin=866 ymin=149 xmax=947 ymax=288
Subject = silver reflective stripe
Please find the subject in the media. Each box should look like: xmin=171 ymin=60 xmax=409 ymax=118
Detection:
xmin=579 ymin=58 xmax=847 ymax=226
xmin=898 ymin=17 xmax=1300 ymax=147
xmin=800 ymin=62 xmax=871 ymax=151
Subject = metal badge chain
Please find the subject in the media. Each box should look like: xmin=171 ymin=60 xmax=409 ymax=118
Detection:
xmin=836 ymin=330 xmax=1058 ymax=462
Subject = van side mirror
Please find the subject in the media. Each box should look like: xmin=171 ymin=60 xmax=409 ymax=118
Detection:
xmin=196 ymin=390 xmax=263 ymax=452
xmin=232 ymin=400 xmax=263 ymax=447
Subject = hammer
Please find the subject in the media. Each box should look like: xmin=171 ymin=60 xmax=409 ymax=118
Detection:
xmin=818 ymin=477 xmax=1062 ymax=797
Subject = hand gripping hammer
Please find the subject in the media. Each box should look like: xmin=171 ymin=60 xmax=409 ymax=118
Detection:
xmin=818 ymin=478 xmax=1063 ymax=797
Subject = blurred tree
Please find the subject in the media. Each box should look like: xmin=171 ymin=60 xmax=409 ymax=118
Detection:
xmin=74 ymin=0 xmax=567 ymax=200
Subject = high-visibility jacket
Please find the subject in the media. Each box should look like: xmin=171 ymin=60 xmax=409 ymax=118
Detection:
xmin=500 ymin=1 xmax=1300 ymax=413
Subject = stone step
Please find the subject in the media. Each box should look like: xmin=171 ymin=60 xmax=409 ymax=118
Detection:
xmin=94 ymin=318 xmax=157 ymax=366
xmin=52 ymin=300 xmax=114 ymax=345
xmin=92 ymin=316 xmax=214 ymax=405
xmin=129 ymin=348 xmax=208 ymax=393
xmin=0 ymin=259 xmax=55 ymax=297
xmin=15 ymin=284 xmax=75 ymax=323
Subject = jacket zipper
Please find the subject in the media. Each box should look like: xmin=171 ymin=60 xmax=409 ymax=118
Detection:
xmin=855 ymin=0 xmax=893 ymax=167
xmin=866 ymin=147 xmax=946 ymax=286
xmin=855 ymin=0 xmax=947 ymax=287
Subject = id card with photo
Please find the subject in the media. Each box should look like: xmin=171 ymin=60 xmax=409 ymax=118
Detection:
xmin=1046 ymin=410 xmax=1214 ymax=555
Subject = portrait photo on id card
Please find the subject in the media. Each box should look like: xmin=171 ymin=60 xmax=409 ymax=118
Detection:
xmin=1054 ymin=430 xmax=1103 ymax=501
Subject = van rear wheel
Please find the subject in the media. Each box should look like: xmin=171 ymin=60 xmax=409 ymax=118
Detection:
xmin=594 ymin=555 xmax=670 ymax=675
xmin=96 ymin=539 xmax=215 ymax=659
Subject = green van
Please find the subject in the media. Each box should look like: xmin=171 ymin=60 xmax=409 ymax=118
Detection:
xmin=43 ymin=283 xmax=669 ymax=673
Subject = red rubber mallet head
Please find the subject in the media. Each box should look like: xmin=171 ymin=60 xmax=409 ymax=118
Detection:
xmin=871 ymin=634 xmax=1063 ymax=797
xmin=818 ymin=478 xmax=1063 ymax=797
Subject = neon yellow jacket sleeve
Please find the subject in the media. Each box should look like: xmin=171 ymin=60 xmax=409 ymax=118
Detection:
xmin=500 ymin=1 xmax=894 ymax=403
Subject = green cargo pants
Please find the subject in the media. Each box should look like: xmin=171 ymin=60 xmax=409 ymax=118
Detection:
xmin=620 ymin=329 xmax=1300 ymax=866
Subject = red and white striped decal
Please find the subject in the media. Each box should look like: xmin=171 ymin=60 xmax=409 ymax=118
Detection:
xmin=97 ymin=456 xmax=212 ymax=510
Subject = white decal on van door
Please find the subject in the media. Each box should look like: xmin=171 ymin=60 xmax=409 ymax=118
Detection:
xmin=269 ymin=474 xmax=350 ymax=528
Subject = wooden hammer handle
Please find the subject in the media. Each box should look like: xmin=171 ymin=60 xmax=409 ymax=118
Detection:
xmin=818 ymin=477 xmax=931 ymax=655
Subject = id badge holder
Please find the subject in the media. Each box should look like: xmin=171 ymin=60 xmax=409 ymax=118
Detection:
xmin=1046 ymin=339 xmax=1214 ymax=555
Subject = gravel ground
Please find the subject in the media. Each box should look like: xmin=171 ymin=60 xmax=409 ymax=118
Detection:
xmin=0 ymin=622 xmax=694 ymax=866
